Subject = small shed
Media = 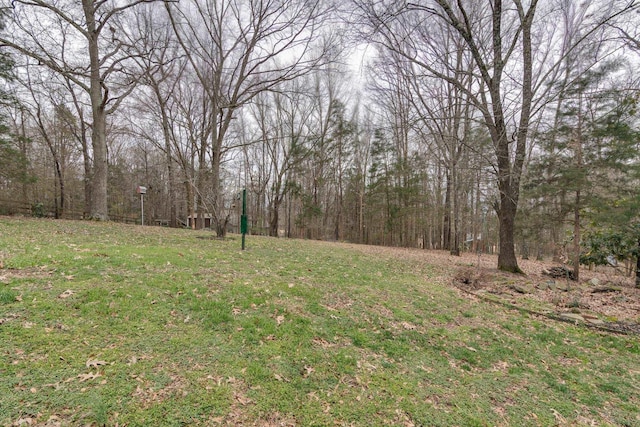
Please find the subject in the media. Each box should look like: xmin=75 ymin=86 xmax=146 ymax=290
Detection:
xmin=187 ymin=213 xmax=213 ymax=228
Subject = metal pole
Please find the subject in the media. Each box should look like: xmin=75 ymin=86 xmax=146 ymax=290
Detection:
xmin=141 ymin=194 xmax=144 ymax=226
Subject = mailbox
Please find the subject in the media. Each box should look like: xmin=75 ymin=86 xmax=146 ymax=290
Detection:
xmin=137 ymin=186 xmax=147 ymax=195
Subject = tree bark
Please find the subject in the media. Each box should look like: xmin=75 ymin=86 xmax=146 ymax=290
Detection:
xmin=368 ymin=0 xmax=539 ymax=271
xmin=443 ymin=171 xmax=451 ymax=250
xmin=572 ymin=93 xmax=584 ymax=281
xmin=497 ymin=186 xmax=521 ymax=273
xmin=269 ymin=203 xmax=280 ymax=237
xmin=636 ymin=238 xmax=640 ymax=288
xmin=147 ymin=71 xmax=179 ymax=228
xmin=65 ymin=81 xmax=92 ymax=219
xmin=159 ymin=99 xmax=178 ymax=228
xmin=573 ymin=190 xmax=581 ymax=281
xmin=82 ymin=0 xmax=109 ymax=220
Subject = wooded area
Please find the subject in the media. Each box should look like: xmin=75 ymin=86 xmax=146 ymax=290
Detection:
xmin=0 ymin=0 xmax=639 ymax=280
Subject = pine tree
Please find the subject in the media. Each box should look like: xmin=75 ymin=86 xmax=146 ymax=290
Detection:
xmin=0 ymin=15 xmax=32 ymax=191
xmin=580 ymin=95 xmax=640 ymax=287
xmin=525 ymin=60 xmax=640 ymax=283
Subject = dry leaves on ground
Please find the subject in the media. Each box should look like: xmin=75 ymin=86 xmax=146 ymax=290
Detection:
xmin=349 ymin=245 xmax=640 ymax=326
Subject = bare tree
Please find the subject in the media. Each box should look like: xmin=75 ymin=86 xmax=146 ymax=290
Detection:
xmin=347 ymin=105 xmax=373 ymax=244
xmin=126 ymin=7 xmax=184 ymax=227
xmin=164 ymin=0 xmax=333 ymax=237
xmin=354 ymin=0 xmax=539 ymax=271
xmin=354 ymin=0 xmax=637 ymax=271
xmin=0 ymin=0 xmax=161 ymax=220
xmin=302 ymin=64 xmax=350 ymax=240
xmin=19 ymin=68 xmax=69 ymax=218
xmin=250 ymin=82 xmax=315 ymax=237
xmin=366 ymin=52 xmax=416 ymax=246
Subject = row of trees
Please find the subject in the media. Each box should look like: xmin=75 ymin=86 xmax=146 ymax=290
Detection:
xmin=0 ymin=0 xmax=639 ymax=281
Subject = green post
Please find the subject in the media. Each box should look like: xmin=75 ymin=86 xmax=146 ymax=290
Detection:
xmin=241 ymin=188 xmax=247 ymax=250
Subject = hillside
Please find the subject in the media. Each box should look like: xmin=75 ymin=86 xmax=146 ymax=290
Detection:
xmin=1 ymin=218 xmax=638 ymax=426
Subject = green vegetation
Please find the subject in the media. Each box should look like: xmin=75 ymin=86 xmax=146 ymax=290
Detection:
xmin=0 ymin=218 xmax=638 ymax=426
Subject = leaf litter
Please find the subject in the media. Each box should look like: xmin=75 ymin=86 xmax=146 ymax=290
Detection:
xmin=57 ymin=290 xmax=74 ymax=299
xmin=85 ymin=359 xmax=108 ymax=368
xmin=350 ymin=244 xmax=640 ymax=331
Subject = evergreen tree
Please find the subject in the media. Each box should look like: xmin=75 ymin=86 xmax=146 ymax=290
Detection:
xmin=0 ymin=14 xmax=31 ymax=190
xmin=524 ymin=61 xmax=638 ymax=279
xmin=579 ymin=95 xmax=640 ymax=287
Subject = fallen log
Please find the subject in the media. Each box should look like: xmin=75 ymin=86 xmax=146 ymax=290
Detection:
xmin=542 ymin=266 xmax=577 ymax=281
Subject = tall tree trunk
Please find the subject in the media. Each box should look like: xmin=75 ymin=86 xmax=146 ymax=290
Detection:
xmin=359 ymin=188 xmax=365 ymax=243
xmin=53 ymin=158 xmax=64 ymax=218
xmin=82 ymin=140 xmax=92 ymax=219
xmin=573 ymin=190 xmax=581 ymax=281
xmin=18 ymin=111 xmax=29 ymax=211
xmin=211 ymin=138 xmax=224 ymax=235
xmin=450 ymin=168 xmax=460 ymax=256
xmin=184 ymin=173 xmax=195 ymax=229
xmin=287 ymin=192 xmax=292 ymax=238
xmin=495 ymin=0 xmax=537 ymax=273
xmin=636 ymin=238 xmax=640 ymax=288
xmin=572 ymin=94 xmax=584 ymax=281
xmin=472 ymin=172 xmax=481 ymax=253
xmin=497 ymin=191 xmax=520 ymax=272
xmin=337 ymin=186 xmax=343 ymax=242
xmin=66 ymin=82 xmax=92 ymax=218
xmin=83 ymin=0 xmax=108 ymax=220
xmin=443 ymin=171 xmax=451 ymax=250
xmin=270 ymin=203 xmax=279 ymax=237
xmin=152 ymin=83 xmax=178 ymax=228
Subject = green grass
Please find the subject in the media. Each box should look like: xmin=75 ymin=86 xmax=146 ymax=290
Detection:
xmin=0 ymin=218 xmax=639 ymax=426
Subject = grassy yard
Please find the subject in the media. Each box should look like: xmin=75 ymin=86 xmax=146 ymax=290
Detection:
xmin=0 ymin=218 xmax=638 ymax=426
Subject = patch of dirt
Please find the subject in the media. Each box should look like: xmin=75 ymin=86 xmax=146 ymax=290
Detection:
xmin=131 ymin=371 xmax=189 ymax=409
xmin=346 ymin=244 xmax=640 ymax=334
xmin=0 ymin=267 xmax=52 ymax=284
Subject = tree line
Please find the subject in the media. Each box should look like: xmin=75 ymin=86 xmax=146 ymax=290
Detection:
xmin=0 ymin=0 xmax=639 ymax=282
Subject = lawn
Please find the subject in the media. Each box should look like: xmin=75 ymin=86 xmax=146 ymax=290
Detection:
xmin=0 ymin=218 xmax=638 ymax=426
